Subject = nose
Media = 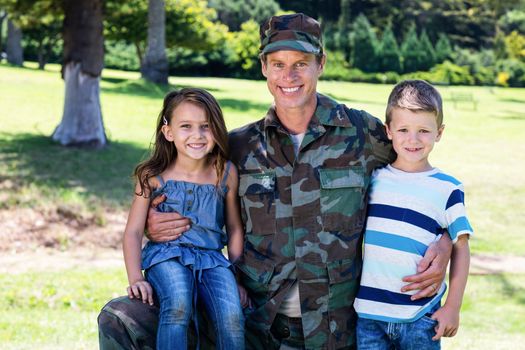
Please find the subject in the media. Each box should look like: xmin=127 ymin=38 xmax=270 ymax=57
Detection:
xmin=282 ymin=66 xmax=297 ymax=82
xmin=408 ymin=131 xmax=419 ymax=143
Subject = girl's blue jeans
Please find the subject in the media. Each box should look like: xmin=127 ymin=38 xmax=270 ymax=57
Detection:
xmin=146 ymin=259 xmax=245 ymax=350
xmin=357 ymin=315 xmax=440 ymax=350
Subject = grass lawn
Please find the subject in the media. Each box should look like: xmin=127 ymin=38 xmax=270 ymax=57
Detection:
xmin=0 ymin=267 xmax=523 ymax=349
xmin=1 ymin=62 xmax=525 ymax=348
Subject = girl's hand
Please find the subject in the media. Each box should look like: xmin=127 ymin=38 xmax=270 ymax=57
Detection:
xmin=431 ymin=304 xmax=460 ymax=340
xmin=237 ymin=283 xmax=252 ymax=309
xmin=127 ymin=279 xmax=154 ymax=306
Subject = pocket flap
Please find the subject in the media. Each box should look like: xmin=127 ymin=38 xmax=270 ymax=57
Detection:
xmin=238 ymin=172 xmax=276 ymax=195
xmin=319 ymin=166 xmax=364 ymax=189
xmin=236 ymin=251 xmax=275 ymax=285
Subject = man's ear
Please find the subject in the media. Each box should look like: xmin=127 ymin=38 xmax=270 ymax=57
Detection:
xmin=318 ymin=54 xmax=327 ymax=76
xmin=261 ymin=58 xmax=268 ymax=78
xmin=161 ymin=124 xmax=174 ymax=142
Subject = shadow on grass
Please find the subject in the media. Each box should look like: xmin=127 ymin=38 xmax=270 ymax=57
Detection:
xmin=0 ymin=132 xmax=149 ymax=208
xmin=493 ymin=274 xmax=525 ymax=305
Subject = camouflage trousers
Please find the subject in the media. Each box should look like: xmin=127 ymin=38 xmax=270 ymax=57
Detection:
xmin=98 ymin=296 xmax=356 ymax=350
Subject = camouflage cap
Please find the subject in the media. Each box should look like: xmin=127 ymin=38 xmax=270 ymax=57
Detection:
xmin=259 ymin=13 xmax=323 ymax=55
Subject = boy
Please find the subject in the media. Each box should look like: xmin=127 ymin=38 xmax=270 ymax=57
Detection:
xmin=353 ymin=80 xmax=472 ymax=349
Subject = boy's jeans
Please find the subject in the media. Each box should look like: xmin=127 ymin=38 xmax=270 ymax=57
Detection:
xmin=356 ymin=315 xmax=440 ymax=350
xmin=147 ymin=259 xmax=245 ymax=350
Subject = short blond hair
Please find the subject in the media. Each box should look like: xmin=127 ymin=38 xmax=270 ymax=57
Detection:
xmin=386 ymin=80 xmax=443 ymax=126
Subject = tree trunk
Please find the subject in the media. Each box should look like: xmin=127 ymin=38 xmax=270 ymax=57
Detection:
xmin=53 ymin=0 xmax=106 ymax=148
xmin=6 ymin=19 xmax=24 ymax=66
xmin=0 ymin=11 xmax=7 ymax=56
xmin=141 ymin=0 xmax=168 ymax=84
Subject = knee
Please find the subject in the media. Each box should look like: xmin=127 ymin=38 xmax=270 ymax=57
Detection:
xmin=160 ymin=297 xmax=192 ymax=325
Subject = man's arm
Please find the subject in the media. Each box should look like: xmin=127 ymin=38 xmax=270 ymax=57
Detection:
xmin=145 ymin=194 xmax=191 ymax=242
xmin=402 ymin=233 xmax=453 ymax=300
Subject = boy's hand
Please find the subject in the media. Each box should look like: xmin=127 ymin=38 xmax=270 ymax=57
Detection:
xmin=127 ymin=279 xmax=154 ymax=306
xmin=431 ymin=304 xmax=459 ymax=340
xmin=237 ymin=283 xmax=253 ymax=309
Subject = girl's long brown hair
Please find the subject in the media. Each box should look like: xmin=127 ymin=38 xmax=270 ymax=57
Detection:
xmin=134 ymin=88 xmax=229 ymax=196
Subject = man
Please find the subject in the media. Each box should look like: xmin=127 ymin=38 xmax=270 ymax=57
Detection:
xmin=98 ymin=13 xmax=451 ymax=350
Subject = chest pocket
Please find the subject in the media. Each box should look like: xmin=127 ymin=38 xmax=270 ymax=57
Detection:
xmin=319 ymin=166 xmax=365 ymax=232
xmin=238 ymin=172 xmax=276 ymax=235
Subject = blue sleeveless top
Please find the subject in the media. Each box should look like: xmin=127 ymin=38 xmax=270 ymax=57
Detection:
xmin=141 ymin=162 xmax=232 ymax=272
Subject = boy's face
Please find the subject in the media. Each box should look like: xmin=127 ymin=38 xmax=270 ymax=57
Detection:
xmin=386 ymin=107 xmax=444 ymax=172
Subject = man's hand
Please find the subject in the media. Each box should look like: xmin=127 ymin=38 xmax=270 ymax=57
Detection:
xmin=237 ymin=283 xmax=253 ymax=309
xmin=402 ymin=234 xmax=452 ymax=300
xmin=146 ymin=194 xmax=191 ymax=242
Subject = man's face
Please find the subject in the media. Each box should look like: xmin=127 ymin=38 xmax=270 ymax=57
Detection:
xmin=261 ymin=50 xmax=325 ymax=113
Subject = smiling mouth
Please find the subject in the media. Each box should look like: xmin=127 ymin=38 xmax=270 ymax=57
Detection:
xmin=188 ymin=143 xmax=206 ymax=149
xmin=280 ymin=86 xmax=300 ymax=93
xmin=405 ymin=147 xmax=422 ymax=152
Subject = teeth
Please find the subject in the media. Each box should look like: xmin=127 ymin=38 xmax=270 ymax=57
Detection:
xmin=188 ymin=143 xmax=205 ymax=148
xmin=282 ymin=87 xmax=299 ymax=93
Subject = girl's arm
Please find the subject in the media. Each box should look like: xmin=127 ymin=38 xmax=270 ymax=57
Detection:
xmin=431 ymin=235 xmax=470 ymax=340
xmin=224 ymin=164 xmax=251 ymax=308
xmin=122 ymin=181 xmax=154 ymax=305
xmin=224 ymin=164 xmax=244 ymax=263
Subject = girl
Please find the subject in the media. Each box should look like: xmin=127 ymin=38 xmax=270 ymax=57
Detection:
xmin=122 ymin=88 xmax=246 ymax=350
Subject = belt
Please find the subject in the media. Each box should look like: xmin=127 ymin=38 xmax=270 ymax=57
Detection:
xmin=271 ymin=313 xmax=305 ymax=348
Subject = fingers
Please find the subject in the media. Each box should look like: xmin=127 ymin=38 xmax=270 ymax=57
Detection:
xmin=127 ymin=282 xmax=154 ymax=305
xmin=150 ymin=194 xmax=166 ymax=209
xmin=409 ymin=283 xmax=440 ymax=300
xmin=432 ymin=321 xmax=445 ymax=341
xmin=416 ymin=253 xmax=434 ymax=273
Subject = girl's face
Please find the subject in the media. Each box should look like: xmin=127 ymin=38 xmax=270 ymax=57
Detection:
xmin=161 ymin=101 xmax=216 ymax=162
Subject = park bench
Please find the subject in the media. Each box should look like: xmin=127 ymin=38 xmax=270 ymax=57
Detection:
xmin=450 ymin=92 xmax=478 ymax=110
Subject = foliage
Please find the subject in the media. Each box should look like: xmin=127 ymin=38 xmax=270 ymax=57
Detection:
xmin=435 ymin=33 xmax=453 ymax=63
xmin=496 ymin=59 xmax=525 ymax=87
xmin=418 ymin=29 xmax=436 ymax=71
xmin=105 ymin=40 xmax=140 ymax=71
xmin=401 ymin=24 xmax=425 ymax=73
xmin=504 ymin=30 xmax=525 ymax=61
xmin=498 ymin=9 xmax=525 ymax=34
xmin=377 ymin=25 xmax=401 ymax=73
xmin=105 ymin=0 xmax=228 ymax=65
xmin=230 ymin=19 xmax=261 ymax=78
xmin=350 ymin=13 xmax=379 ymax=72
xmin=208 ymin=0 xmax=280 ymax=31
xmin=452 ymin=48 xmax=497 ymax=85
xmin=335 ymin=0 xmax=352 ymax=60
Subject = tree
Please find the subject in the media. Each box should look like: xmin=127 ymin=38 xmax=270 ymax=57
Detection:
xmin=52 ymin=0 xmax=106 ymax=148
xmin=0 ymin=10 xmax=7 ymax=55
xmin=419 ymin=29 xmax=436 ymax=70
xmin=401 ymin=24 xmax=425 ymax=73
xmin=336 ymin=0 xmax=352 ymax=61
xmin=350 ymin=13 xmax=379 ymax=72
xmin=6 ymin=18 xmax=23 ymax=65
xmin=141 ymin=0 xmax=168 ymax=84
xmin=435 ymin=33 xmax=452 ymax=63
xmin=230 ymin=19 xmax=260 ymax=77
xmin=378 ymin=25 xmax=401 ymax=73
xmin=208 ymin=0 xmax=280 ymax=31
xmin=105 ymin=0 xmax=227 ymax=71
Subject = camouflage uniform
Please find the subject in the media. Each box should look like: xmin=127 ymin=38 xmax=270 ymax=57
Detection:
xmin=231 ymin=94 xmax=393 ymax=350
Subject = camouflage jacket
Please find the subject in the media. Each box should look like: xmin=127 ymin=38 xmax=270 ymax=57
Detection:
xmin=230 ymin=93 xmax=394 ymax=350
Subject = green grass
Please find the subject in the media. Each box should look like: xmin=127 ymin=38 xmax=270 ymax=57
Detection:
xmin=0 ymin=267 xmax=523 ymax=349
xmin=1 ymin=61 xmax=524 ymax=254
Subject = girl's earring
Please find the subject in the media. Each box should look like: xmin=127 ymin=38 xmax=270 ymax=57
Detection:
xmin=163 ymin=116 xmax=168 ymax=125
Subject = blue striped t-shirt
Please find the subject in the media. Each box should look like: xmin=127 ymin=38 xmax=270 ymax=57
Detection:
xmin=353 ymin=165 xmax=473 ymax=322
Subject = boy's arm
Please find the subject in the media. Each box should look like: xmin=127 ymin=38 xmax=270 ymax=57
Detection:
xmin=122 ymin=183 xmax=154 ymax=305
xmin=402 ymin=233 xmax=452 ymax=299
xmin=431 ymin=235 xmax=470 ymax=340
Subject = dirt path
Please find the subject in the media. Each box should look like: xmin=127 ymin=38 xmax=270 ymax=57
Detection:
xmin=1 ymin=248 xmax=524 ymax=275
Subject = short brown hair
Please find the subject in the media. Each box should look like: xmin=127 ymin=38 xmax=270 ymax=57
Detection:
xmin=386 ymin=80 xmax=443 ymax=126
